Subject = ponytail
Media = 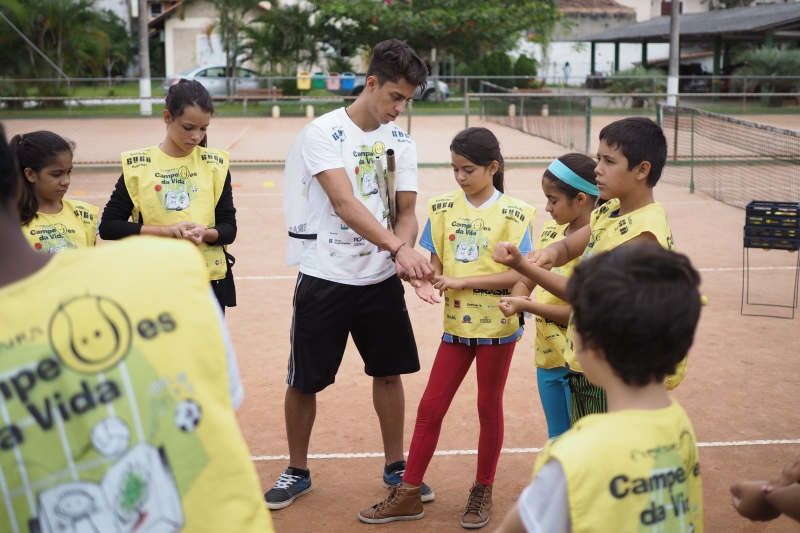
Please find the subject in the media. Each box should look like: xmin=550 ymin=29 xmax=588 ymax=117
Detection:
xmin=450 ymin=127 xmax=505 ymax=193
xmin=10 ymin=131 xmax=75 ymax=225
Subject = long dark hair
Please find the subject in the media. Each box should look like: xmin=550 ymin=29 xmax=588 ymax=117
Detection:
xmin=10 ymin=131 xmax=75 ymax=225
xmin=542 ymin=153 xmax=599 ymax=202
xmin=450 ymin=127 xmax=505 ymax=193
xmin=164 ymin=79 xmax=215 ymax=147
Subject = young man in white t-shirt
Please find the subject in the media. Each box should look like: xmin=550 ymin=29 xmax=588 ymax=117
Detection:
xmin=268 ymin=39 xmax=436 ymax=510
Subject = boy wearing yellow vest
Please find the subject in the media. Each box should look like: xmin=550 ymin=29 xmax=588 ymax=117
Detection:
xmin=495 ymin=243 xmax=703 ymax=533
xmin=494 ymin=117 xmax=681 ymax=424
xmin=0 ymin=124 xmax=274 ymax=532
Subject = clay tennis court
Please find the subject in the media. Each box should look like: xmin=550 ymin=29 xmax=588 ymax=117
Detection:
xmin=17 ymin=113 xmax=800 ymax=531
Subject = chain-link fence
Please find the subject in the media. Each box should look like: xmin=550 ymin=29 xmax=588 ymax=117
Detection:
xmin=2 ymin=76 xmax=799 ymax=165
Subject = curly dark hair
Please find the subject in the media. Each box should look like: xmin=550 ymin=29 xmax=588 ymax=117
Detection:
xmin=566 ymin=243 xmax=702 ymax=386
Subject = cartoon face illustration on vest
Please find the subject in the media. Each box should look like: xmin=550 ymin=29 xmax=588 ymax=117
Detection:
xmin=361 ymin=170 xmax=379 ymax=197
xmin=49 ymin=295 xmax=132 ymax=373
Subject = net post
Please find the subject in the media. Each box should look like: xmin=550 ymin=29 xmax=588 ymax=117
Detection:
xmin=689 ymin=108 xmax=695 ymax=194
xmin=407 ymin=99 xmax=413 ymax=135
xmin=465 ymin=92 xmax=469 ymax=129
xmin=673 ymin=106 xmax=679 ymax=161
xmin=585 ymin=97 xmax=592 ymax=155
xmin=656 ymin=102 xmax=662 ymax=128
xmin=67 ymin=80 xmax=72 ymax=116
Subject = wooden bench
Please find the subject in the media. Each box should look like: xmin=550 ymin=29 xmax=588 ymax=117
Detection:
xmin=238 ymin=88 xmax=283 ymax=98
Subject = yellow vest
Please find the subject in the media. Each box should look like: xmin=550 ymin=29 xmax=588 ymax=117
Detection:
xmin=429 ymin=191 xmax=536 ymax=338
xmin=534 ymin=400 xmax=703 ymax=533
xmin=534 ymin=220 xmax=579 ymax=369
xmin=121 ymin=146 xmax=229 ymax=280
xmin=565 ymin=199 xmax=686 ymax=390
xmin=22 ymin=199 xmax=98 ymax=253
xmin=0 ymin=238 xmax=273 ymax=533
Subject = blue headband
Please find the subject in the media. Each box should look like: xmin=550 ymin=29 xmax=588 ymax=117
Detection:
xmin=547 ymin=159 xmax=599 ymax=196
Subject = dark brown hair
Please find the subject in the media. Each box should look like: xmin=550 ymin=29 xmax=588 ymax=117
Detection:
xmin=599 ymin=117 xmax=667 ymax=186
xmin=165 ymin=79 xmax=215 ymax=147
xmin=450 ymin=127 xmax=505 ymax=193
xmin=366 ymin=39 xmax=428 ymax=90
xmin=542 ymin=153 xmax=598 ymax=201
xmin=9 ymin=131 xmax=75 ymax=225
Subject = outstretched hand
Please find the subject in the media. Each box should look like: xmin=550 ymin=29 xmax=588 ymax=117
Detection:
xmin=414 ymin=280 xmax=441 ymax=305
xmin=432 ymin=275 xmax=465 ymax=296
xmin=527 ymin=248 xmax=556 ymax=270
xmin=395 ymin=245 xmax=435 ymax=281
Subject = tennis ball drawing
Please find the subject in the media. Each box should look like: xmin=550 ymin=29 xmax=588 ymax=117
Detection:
xmin=50 ymin=295 xmax=132 ymax=373
xmin=91 ymin=417 xmax=131 ymax=457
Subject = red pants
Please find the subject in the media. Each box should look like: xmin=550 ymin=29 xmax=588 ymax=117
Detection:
xmin=403 ymin=340 xmax=516 ymax=486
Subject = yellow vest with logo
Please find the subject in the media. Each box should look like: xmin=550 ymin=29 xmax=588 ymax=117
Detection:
xmin=534 ymin=400 xmax=703 ymax=533
xmin=121 ymin=146 xmax=229 ymax=280
xmin=429 ymin=192 xmax=536 ymax=338
xmin=22 ymin=199 xmax=98 ymax=253
xmin=564 ymin=199 xmax=686 ymax=390
xmin=534 ymin=220 xmax=580 ymax=369
xmin=0 ymin=238 xmax=273 ymax=533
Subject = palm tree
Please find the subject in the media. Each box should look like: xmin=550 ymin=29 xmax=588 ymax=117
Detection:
xmin=736 ymin=46 xmax=800 ymax=106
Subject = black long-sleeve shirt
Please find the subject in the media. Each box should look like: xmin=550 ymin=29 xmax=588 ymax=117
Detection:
xmin=99 ymin=171 xmax=237 ymax=246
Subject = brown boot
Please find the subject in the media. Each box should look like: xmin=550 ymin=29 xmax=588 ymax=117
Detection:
xmin=358 ymin=484 xmax=425 ymax=524
xmin=461 ymin=481 xmax=493 ymax=529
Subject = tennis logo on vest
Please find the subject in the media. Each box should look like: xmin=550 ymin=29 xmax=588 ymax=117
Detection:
xmin=201 ymin=153 xmax=225 ymax=165
xmin=125 ymin=155 xmax=151 ymax=167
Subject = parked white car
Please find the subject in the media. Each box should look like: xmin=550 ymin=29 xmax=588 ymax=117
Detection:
xmin=163 ymin=65 xmax=259 ymax=96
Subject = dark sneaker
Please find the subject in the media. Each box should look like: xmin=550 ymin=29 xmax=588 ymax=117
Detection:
xmin=358 ymin=484 xmax=424 ymax=524
xmin=265 ymin=468 xmax=312 ymax=510
xmin=382 ymin=461 xmax=435 ymax=502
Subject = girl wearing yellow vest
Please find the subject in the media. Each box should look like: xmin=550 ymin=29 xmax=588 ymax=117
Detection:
xmin=358 ymin=128 xmax=535 ymax=529
xmin=11 ymin=131 xmax=98 ymax=253
xmin=100 ymin=79 xmax=237 ymax=310
xmin=495 ymin=244 xmax=703 ymax=533
xmin=497 ymin=154 xmax=599 ymax=439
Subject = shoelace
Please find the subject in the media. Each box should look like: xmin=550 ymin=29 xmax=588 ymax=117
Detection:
xmin=372 ymin=485 xmax=400 ymax=511
xmin=465 ymin=485 xmax=488 ymax=514
xmin=273 ymin=472 xmax=302 ymax=490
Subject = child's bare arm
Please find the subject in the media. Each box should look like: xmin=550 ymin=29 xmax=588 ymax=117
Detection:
xmin=412 ymin=254 xmax=443 ymax=304
xmin=765 ymin=484 xmax=800 ymax=522
xmin=511 ymin=275 xmax=536 ymax=297
xmin=528 ymin=225 xmax=591 ymax=269
xmin=527 ymin=301 xmax=572 ymax=325
xmin=494 ymin=242 xmax=570 ymax=301
xmin=764 ymin=452 xmax=800 ymax=492
xmin=433 ymin=269 xmax=522 ymax=294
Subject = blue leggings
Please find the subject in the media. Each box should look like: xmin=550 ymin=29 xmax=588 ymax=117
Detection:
xmin=537 ymin=366 xmax=572 ymax=438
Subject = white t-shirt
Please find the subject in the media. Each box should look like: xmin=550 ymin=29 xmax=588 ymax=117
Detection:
xmin=518 ymin=460 xmax=571 ymax=533
xmin=299 ymin=107 xmax=419 ymax=286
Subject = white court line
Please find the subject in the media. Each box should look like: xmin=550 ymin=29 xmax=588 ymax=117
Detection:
xmin=250 ymin=439 xmax=800 ymax=461
xmin=225 ymin=125 xmax=251 ymax=151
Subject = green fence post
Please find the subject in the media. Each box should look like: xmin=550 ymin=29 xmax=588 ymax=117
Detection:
xmin=465 ymin=93 xmax=469 ymax=129
xmin=585 ymin=97 xmax=592 ymax=155
xmin=656 ymin=102 xmax=662 ymax=128
xmin=690 ymin=109 xmax=695 ymax=194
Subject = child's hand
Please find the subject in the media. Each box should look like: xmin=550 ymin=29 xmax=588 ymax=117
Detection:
xmin=731 ymin=481 xmax=782 ymax=521
xmin=432 ymin=275 xmax=465 ymax=295
xmin=763 ymin=453 xmax=800 ymax=493
xmin=414 ymin=280 xmax=441 ymax=305
xmin=183 ymin=226 xmax=208 ymax=246
xmin=498 ymin=296 xmax=531 ymax=317
xmin=527 ymin=248 xmax=556 ymax=270
xmin=493 ymin=242 xmax=523 ymax=268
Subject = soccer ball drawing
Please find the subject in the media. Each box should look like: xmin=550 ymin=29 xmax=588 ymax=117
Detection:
xmin=174 ymin=399 xmax=203 ymax=433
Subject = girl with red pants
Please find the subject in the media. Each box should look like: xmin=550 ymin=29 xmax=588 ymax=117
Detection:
xmin=359 ymin=127 xmax=536 ymax=529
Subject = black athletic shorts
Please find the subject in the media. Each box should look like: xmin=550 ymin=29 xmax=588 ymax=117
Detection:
xmin=287 ymin=273 xmax=420 ymax=394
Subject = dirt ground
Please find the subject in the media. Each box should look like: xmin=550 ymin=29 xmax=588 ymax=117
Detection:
xmin=61 ymin=154 xmax=800 ymax=532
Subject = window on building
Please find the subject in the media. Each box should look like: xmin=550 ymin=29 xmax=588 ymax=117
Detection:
xmin=150 ymin=2 xmax=163 ymax=18
xmin=661 ymin=1 xmax=684 ymax=15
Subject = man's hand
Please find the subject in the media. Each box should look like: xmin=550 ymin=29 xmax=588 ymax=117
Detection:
xmin=527 ymin=248 xmax=557 ymax=270
xmin=498 ymin=296 xmax=531 ymax=317
xmin=432 ymin=275 xmax=465 ymax=295
xmin=763 ymin=454 xmax=800 ymax=493
xmin=414 ymin=280 xmax=441 ymax=305
xmin=492 ymin=241 xmax=524 ymax=269
xmin=395 ymin=244 xmax=435 ymax=281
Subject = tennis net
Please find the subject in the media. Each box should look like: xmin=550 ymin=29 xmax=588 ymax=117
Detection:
xmin=475 ymin=83 xmax=592 ymax=157
xmin=660 ymin=105 xmax=800 ymax=208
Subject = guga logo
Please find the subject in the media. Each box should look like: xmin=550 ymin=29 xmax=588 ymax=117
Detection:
xmin=49 ymin=296 xmax=132 ymax=373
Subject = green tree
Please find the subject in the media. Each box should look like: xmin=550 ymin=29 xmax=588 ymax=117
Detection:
xmin=312 ymin=0 xmax=560 ymax=101
xmin=514 ymin=54 xmax=538 ymax=88
xmin=206 ymin=0 xmax=261 ymax=96
xmin=0 ymin=0 xmax=135 ymax=104
xmin=736 ymin=46 xmax=800 ymax=99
